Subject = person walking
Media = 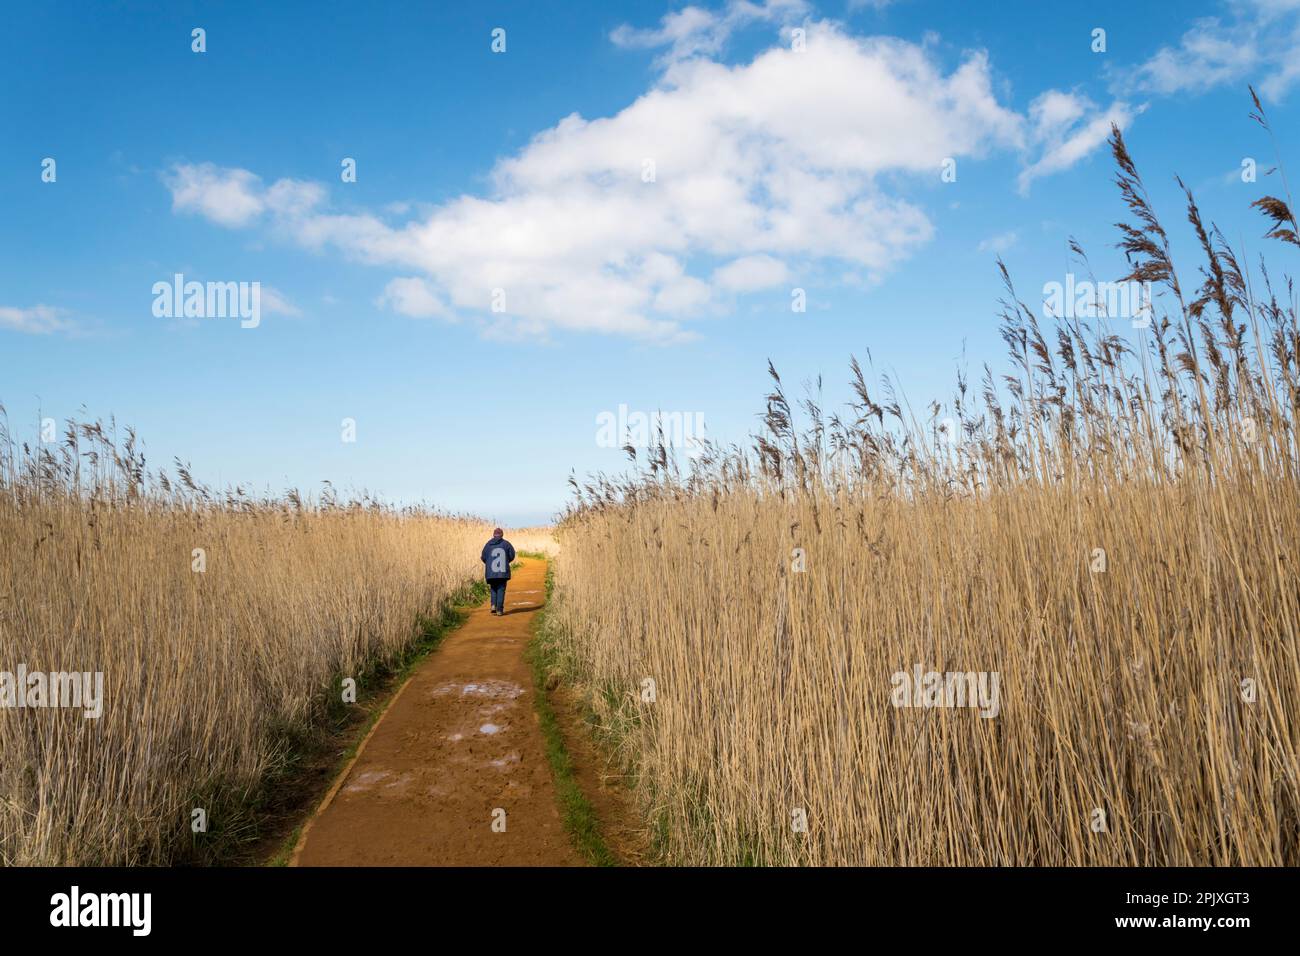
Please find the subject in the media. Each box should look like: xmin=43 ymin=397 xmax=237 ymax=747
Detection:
xmin=481 ymin=527 xmax=516 ymax=615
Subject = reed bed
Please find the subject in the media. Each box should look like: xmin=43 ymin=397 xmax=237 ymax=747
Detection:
xmin=0 ymin=420 xmax=489 ymax=865
xmin=547 ymin=120 xmax=1300 ymax=865
xmin=507 ymin=526 xmax=562 ymax=556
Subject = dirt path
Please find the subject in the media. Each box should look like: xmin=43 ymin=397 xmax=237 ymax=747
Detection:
xmin=291 ymin=557 xmax=582 ymax=866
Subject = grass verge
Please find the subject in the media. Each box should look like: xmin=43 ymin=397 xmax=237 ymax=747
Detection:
xmin=526 ymin=562 xmax=619 ymax=867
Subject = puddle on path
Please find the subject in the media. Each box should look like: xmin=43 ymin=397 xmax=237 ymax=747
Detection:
xmin=430 ymin=679 xmax=524 ymax=700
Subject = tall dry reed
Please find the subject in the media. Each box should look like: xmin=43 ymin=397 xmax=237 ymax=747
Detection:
xmin=0 ymin=417 xmax=489 ymax=865
xmin=507 ymin=526 xmax=561 ymax=555
xmin=547 ymin=117 xmax=1300 ymax=865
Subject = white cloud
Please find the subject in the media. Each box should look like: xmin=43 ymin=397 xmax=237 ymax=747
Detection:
xmin=264 ymin=179 xmax=326 ymax=220
xmin=1122 ymin=1 xmax=1300 ymax=100
xmin=0 ymin=305 xmax=75 ymax=335
xmin=377 ymin=277 xmax=450 ymax=319
xmin=164 ymin=164 xmax=265 ymax=227
xmin=260 ymin=287 xmax=302 ymax=317
xmin=611 ymin=0 xmax=809 ymax=67
xmin=1017 ymin=92 xmax=1137 ymax=195
xmin=1129 ymin=18 xmax=1259 ymax=95
xmin=977 ymin=231 xmax=1018 ymax=254
xmin=164 ymin=163 xmax=322 ymax=227
xmin=713 ymin=253 xmax=791 ymax=290
xmin=1027 ymin=90 xmax=1089 ymax=138
xmin=163 ymin=20 xmax=1119 ymax=340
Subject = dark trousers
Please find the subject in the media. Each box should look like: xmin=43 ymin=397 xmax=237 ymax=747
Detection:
xmin=488 ymin=579 xmax=507 ymax=613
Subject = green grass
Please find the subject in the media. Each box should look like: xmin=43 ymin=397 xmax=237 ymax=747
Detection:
xmin=526 ymin=562 xmax=619 ymax=867
xmin=529 ymin=571 xmax=674 ymax=865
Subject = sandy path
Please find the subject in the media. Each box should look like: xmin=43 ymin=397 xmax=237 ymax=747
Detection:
xmin=291 ymin=556 xmax=581 ymax=866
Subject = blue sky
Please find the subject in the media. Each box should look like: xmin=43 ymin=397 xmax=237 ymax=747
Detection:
xmin=4 ymin=0 xmax=1298 ymax=524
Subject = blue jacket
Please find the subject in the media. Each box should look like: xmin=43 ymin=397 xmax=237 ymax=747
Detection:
xmin=481 ymin=537 xmax=516 ymax=580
